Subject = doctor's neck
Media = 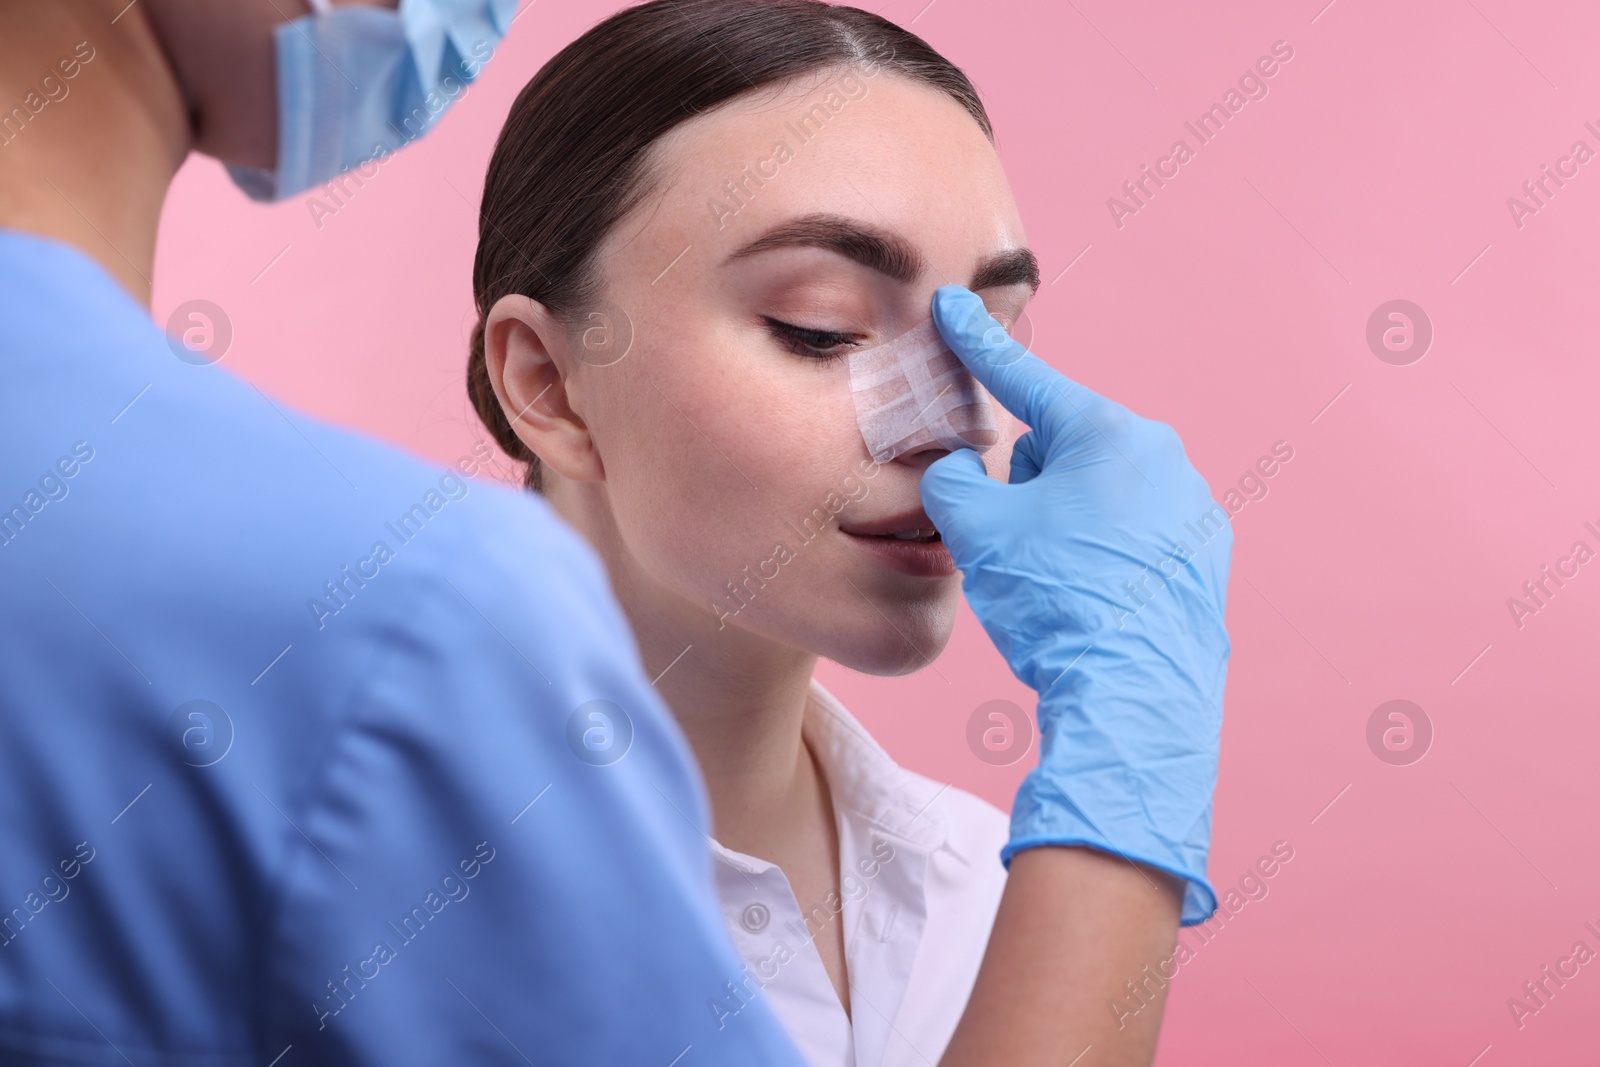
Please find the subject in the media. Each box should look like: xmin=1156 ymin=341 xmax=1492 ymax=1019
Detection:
xmin=0 ymin=0 xmax=370 ymax=306
xmin=0 ymin=1 xmax=188 ymax=305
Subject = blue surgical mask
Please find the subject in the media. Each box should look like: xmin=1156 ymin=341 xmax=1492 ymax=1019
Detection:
xmin=227 ymin=0 xmax=517 ymax=201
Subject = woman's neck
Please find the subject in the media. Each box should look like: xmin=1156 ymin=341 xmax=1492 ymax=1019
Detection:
xmin=629 ymin=572 xmax=824 ymax=857
xmin=551 ymin=480 xmax=825 ymax=856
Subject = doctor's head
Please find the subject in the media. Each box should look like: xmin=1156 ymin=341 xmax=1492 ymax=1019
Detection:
xmin=470 ymin=0 xmax=1036 ymax=676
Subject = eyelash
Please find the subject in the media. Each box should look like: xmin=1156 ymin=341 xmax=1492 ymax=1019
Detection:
xmin=762 ymin=317 xmax=859 ymax=364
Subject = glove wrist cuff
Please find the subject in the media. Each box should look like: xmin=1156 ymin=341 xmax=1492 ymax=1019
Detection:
xmin=1000 ymin=832 xmax=1217 ymax=925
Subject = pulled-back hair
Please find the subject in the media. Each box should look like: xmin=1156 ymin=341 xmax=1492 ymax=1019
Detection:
xmin=467 ymin=0 xmax=992 ymax=489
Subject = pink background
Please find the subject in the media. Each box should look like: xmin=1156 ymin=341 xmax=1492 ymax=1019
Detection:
xmin=152 ymin=1 xmax=1600 ymax=1063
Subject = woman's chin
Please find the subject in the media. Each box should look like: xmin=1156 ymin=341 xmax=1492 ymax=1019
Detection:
xmin=822 ymin=622 xmax=956 ymax=677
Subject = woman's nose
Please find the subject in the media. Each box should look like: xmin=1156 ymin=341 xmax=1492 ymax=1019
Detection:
xmin=849 ymin=316 xmax=1001 ymax=465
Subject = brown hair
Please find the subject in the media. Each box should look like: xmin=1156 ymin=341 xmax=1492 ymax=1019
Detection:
xmin=466 ymin=0 xmax=993 ymax=490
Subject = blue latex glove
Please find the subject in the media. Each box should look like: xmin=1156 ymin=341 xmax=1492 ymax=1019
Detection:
xmin=919 ymin=285 xmax=1233 ymax=924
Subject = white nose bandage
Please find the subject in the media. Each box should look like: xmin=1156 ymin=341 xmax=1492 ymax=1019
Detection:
xmin=847 ymin=316 xmax=1000 ymax=464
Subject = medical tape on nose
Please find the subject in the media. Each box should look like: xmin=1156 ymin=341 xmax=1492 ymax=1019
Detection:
xmin=847 ymin=316 xmax=999 ymax=464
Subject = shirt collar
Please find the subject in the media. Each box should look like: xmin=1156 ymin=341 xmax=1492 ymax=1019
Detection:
xmin=802 ymin=678 xmax=958 ymax=858
xmin=707 ymin=677 xmax=964 ymax=874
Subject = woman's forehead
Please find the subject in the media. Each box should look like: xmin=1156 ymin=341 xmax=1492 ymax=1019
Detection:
xmin=623 ymin=73 xmax=1022 ymax=274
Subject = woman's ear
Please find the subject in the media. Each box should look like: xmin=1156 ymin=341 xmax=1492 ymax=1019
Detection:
xmin=482 ymin=294 xmax=606 ymax=483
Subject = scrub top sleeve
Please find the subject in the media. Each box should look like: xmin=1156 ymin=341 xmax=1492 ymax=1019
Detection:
xmin=260 ymin=500 xmax=806 ymax=1067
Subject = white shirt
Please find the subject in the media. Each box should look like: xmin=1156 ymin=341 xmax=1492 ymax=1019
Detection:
xmin=708 ymin=679 xmax=1011 ymax=1067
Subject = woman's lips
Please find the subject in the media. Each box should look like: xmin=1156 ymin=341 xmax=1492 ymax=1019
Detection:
xmin=842 ymin=529 xmax=956 ymax=577
xmin=837 ymin=506 xmax=940 ymax=539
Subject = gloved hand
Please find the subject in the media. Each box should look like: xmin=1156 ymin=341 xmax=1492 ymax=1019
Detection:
xmin=920 ymin=285 xmax=1233 ymax=924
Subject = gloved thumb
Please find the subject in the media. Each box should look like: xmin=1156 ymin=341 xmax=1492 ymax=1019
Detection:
xmin=919 ymin=447 xmax=998 ymax=540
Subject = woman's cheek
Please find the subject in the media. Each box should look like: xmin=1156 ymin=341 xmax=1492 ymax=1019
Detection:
xmin=630 ymin=413 xmax=792 ymax=596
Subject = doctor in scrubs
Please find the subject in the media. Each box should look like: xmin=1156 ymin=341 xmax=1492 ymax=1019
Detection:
xmin=0 ymin=2 xmax=1232 ymax=1065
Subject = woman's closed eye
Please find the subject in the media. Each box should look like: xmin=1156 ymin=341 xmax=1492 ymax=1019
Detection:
xmin=762 ymin=316 xmax=861 ymax=365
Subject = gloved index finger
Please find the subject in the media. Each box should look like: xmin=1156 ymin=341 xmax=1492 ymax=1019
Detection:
xmin=931 ymin=284 xmax=1102 ymax=442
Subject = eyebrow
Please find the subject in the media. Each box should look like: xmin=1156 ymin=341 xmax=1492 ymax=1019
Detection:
xmin=723 ymin=211 xmax=1041 ymax=295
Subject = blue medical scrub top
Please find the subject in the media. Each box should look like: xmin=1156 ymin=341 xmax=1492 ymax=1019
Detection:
xmin=0 ymin=230 xmax=804 ymax=1067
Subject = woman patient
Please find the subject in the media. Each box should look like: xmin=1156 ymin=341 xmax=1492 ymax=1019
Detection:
xmin=467 ymin=2 xmax=1038 ymax=1063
